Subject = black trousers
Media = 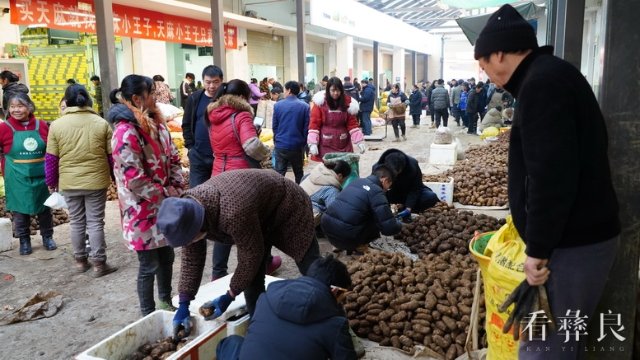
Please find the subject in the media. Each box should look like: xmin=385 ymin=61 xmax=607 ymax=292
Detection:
xmin=274 ymin=148 xmax=305 ymax=184
xmin=434 ymin=108 xmax=449 ymax=127
xmin=391 ymin=118 xmax=406 ymax=137
xmin=13 ymin=210 xmax=53 ymax=238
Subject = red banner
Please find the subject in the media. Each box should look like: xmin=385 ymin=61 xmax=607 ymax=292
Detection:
xmin=10 ymin=0 xmax=237 ymax=49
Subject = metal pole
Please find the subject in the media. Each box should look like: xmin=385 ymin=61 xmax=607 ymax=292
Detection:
xmin=296 ymin=0 xmax=306 ymax=82
xmin=424 ymin=54 xmax=429 ymax=81
xmin=210 ymin=0 xmax=226 ymax=70
xmin=94 ymin=0 xmax=117 ymax=116
xmin=412 ymin=51 xmax=417 ymax=86
xmin=440 ymin=35 xmax=444 ymax=79
xmin=551 ymin=0 xmax=585 ymax=69
xmin=373 ymin=41 xmax=379 ymax=93
xmin=587 ymin=0 xmax=639 ymax=358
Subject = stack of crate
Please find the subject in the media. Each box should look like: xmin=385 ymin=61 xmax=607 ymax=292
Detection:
xmin=21 ymin=29 xmax=91 ymax=121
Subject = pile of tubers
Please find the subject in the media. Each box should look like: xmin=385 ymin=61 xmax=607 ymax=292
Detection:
xmin=0 ymin=197 xmax=69 ymax=234
xmin=425 ymin=130 xmax=510 ymax=207
xmin=345 ymin=250 xmax=486 ymax=359
xmin=126 ymin=336 xmax=189 ymax=360
xmin=396 ymin=203 xmax=505 ymax=258
xmin=107 ymin=182 xmax=118 ymax=201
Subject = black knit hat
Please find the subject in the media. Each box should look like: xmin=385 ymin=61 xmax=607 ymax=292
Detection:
xmin=474 ymin=4 xmax=538 ymax=60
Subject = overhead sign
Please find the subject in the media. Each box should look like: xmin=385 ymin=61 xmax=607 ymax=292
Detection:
xmin=310 ymin=0 xmax=440 ymax=56
xmin=10 ymin=0 xmax=237 ymax=49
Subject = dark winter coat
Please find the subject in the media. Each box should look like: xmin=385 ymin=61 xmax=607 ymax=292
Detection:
xmin=321 ymin=175 xmax=401 ymax=242
xmin=430 ymin=85 xmax=450 ymax=110
xmin=409 ymin=90 xmax=422 ymax=115
xmin=466 ymin=89 xmax=480 ymax=114
xmin=239 ymin=276 xmax=356 ymax=360
xmin=181 ymin=89 xmax=208 ymax=149
xmin=359 ymin=84 xmax=376 ymax=113
xmin=343 ymin=81 xmax=360 ymax=102
xmin=178 ymin=170 xmax=315 ymax=299
xmin=503 ymin=46 xmax=619 ymax=259
xmin=374 ymin=149 xmax=427 ymax=210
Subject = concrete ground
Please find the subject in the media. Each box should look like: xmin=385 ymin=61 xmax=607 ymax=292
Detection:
xmin=0 ymin=113 xmax=507 ymax=359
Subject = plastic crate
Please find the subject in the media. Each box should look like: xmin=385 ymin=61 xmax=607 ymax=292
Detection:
xmin=76 ymin=310 xmax=230 ymax=360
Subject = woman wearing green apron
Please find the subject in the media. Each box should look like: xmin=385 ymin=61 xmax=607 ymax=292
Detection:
xmin=0 ymin=93 xmax=57 ymax=255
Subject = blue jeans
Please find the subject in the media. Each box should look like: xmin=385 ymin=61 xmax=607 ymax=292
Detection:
xmin=136 ymin=246 xmax=175 ymax=316
xmin=360 ymin=111 xmax=372 ymax=135
xmin=274 ymin=148 xmax=305 ymax=184
xmin=188 ymin=148 xmax=232 ymax=280
xmin=216 ymin=335 xmax=244 ymax=360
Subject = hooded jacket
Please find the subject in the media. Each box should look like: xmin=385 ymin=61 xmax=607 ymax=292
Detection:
xmin=300 ymin=163 xmax=343 ymax=213
xmin=307 ymin=92 xmax=363 ymax=162
xmin=108 ymin=103 xmax=185 ymax=251
xmin=2 ymin=82 xmax=29 ymax=113
xmin=239 ymin=276 xmax=356 ymax=360
xmin=479 ymin=107 xmax=503 ymax=131
xmin=208 ymin=95 xmax=269 ymax=175
xmin=321 ymin=175 xmax=401 ymax=243
xmin=374 ymin=149 xmax=428 ymax=211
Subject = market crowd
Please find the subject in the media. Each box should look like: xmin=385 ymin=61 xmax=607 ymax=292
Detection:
xmin=0 ymin=4 xmax=621 ymax=359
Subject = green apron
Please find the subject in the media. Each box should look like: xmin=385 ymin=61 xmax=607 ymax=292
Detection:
xmin=4 ymin=120 xmax=49 ymax=215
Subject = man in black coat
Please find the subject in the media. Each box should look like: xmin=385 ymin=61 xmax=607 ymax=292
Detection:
xmin=475 ymin=5 xmax=620 ymax=359
xmin=374 ymin=149 xmax=439 ymax=220
xmin=465 ymin=84 xmax=482 ymax=135
xmin=215 ymin=255 xmax=357 ymax=360
xmin=321 ymin=165 xmax=402 ymax=252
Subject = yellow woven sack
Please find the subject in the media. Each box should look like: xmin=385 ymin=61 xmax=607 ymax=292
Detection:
xmin=484 ymin=216 xmax=527 ymax=360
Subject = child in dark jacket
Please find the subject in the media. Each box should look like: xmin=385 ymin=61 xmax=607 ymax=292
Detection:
xmin=321 ymin=165 xmax=402 ymax=253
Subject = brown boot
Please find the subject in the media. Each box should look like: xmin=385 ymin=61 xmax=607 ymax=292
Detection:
xmin=92 ymin=261 xmax=118 ymax=278
xmin=75 ymin=258 xmax=91 ymax=273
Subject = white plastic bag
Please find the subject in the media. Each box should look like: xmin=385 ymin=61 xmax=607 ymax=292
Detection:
xmin=434 ymin=125 xmax=453 ymax=144
xmin=156 ymin=102 xmax=183 ymax=121
xmin=44 ymin=192 xmax=67 ymax=210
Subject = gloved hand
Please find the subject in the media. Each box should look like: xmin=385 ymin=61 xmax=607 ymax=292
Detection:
xmin=173 ymin=301 xmax=192 ymax=340
xmin=404 ymin=100 xmax=410 ymax=105
xmin=396 ymin=208 xmax=411 ymax=219
xmin=309 ymin=144 xmax=319 ymax=156
xmin=200 ymin=291 xmax=235 ymax=320
xmin=357 ymin=142 xmax=366 ymax=154
xmin=499 ymin=280 xmax=556 ymax=341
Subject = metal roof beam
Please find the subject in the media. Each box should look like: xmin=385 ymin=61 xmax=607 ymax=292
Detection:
xmin=382 ymin=6 xmax=443 ymax=13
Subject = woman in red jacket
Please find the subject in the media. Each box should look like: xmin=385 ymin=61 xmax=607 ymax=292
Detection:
xmin=308 ymin=77 xmax=366 ymax=162
xmin=0 ymin=93 xmax=57 ymax=255
xmin=206 ymin=79 xmax=279 ymax=280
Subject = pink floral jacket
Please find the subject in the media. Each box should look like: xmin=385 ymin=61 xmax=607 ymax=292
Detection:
xmin=109 ymin=103 xmax=185 ymax=251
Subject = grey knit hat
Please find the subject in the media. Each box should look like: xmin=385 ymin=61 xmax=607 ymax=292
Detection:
xmin=157 ymin=197 xmax=205 ymax=248
xmin=474 ymin=4 xmax=538 ymax=60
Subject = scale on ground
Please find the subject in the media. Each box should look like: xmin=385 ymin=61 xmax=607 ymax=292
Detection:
xmin=364 ymin=121 xmax=388 ymax=141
